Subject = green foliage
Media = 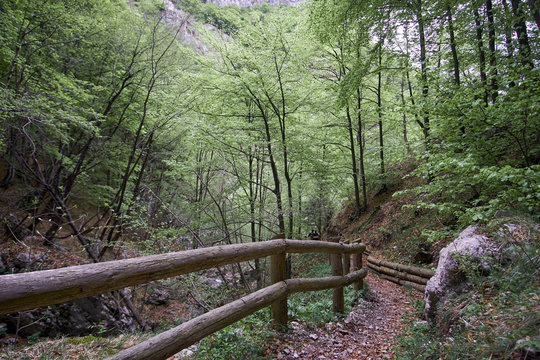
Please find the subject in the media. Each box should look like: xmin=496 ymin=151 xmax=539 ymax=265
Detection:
xmin=134 ymin=0 xmax=166 ymax=14
xmin=193 ymin=310 xmax=272 ymax=360
xmin=420 ymin=228 xmax=459 ymax=245
xmin=398 ymin=154 xmax=540 ymax=226
xmin=28 ymin=331 xmax=41 ymax=345
xmin=287 ymin=253 xmax=366 ymax=324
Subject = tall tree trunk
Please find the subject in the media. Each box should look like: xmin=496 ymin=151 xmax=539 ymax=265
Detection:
xmin=510 ymin=0 xmax=533 ymax=68
xmin=447 ymin=6 xmax=461 ymax=87
xmin=528 ymin=0 xmax=540 ymax=30
xmin=297 ymin=162 xmax=303 ymax=237
xmin=377 ymin=44 xmax=385 ymax=191
xmin=262 ymin=113 xmax=286 ymax=235
xmin=486 ymin=0 xmax=498 ymax=103
xmin=269 ymin=55 xmax=294 ymax=240
xmin=346 ymin=106 xmax=362 ymax=217
xmin=400 ymin=78 xmax=411 ymax=154
xmin=502 ymin=0 xmax=516 ymax=58
xmin=404 ymin=24 xmax=424 ymax=132
xmin=416 ymin=1 xmax=431 ymax=152
xmin=245 ymin=84 xmax=286 ymax=238
xmin=473 ymin=7 xmax=489 ymax=106
xmin=282 ymin=141 xmax=294 ymax=239
xmin=356 ymin=88 xmax=368 ymax=209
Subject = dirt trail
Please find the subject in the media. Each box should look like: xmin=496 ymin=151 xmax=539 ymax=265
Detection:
xmin=269 ymin=272 xmax=423 ymax=359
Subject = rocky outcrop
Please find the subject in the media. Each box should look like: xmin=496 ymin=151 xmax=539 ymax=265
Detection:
xmin=206 ymin=0 xmax=303 ymax=6
xmin=424 ymin=226 xmax=498 ymax=325
xmin=145 ymin=289 xmax=171 ymax=306
xmin=1 ymin=294 xmax=136 ymax=338
xmin=0 ymin=249 xmax=137 ymax=338
xmin=1 ymin=212 xmax=32 ymax=240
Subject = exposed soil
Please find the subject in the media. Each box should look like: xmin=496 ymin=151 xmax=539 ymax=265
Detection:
xmin=269 ymin=272 xmax=423 ymax=359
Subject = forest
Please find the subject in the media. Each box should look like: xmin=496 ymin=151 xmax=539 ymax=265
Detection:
xmin=0 ymin=0 xmax=539 ymax=359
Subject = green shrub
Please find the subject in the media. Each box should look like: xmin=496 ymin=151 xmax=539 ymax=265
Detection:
xmin=397 ymin=224 xmax=540 ymax=359
xmin=193 ymin=309 xmax=272 ymax=360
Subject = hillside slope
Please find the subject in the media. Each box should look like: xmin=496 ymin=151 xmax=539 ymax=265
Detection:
xmin=326 ymin=160 xmax=454 ymax=267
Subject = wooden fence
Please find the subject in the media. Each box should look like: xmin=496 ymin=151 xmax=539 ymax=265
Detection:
xmin=0 ymin=238 xmax=366 ymax=360
xmin=366 ymin=255 xmax=434 ymax=292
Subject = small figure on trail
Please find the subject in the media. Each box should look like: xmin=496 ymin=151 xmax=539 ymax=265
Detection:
xmin=308 ymin=229 xmax=320 ymax=241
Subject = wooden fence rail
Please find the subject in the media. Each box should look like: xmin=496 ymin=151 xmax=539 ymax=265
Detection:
xmin=0 ymin=238 xmax=366 ymax=360
xmin=107 ymin=270 xmax=367 ymax=360
xmin=366 ymin=256 xmax=434 ymax=292
xmin=0 ymin=239 xmax=365 ymax=315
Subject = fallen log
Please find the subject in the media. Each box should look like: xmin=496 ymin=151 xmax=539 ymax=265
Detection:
xmin=367 ymin=264 xmax=426 ymax=293
xmin=366 ymin=262 xmax=428 ymax=285
xmin=366 ymin=256 xmax=434 ymax=279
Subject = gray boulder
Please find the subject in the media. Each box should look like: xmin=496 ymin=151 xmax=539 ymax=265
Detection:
xmin=1 ymin=213 xmax=32 ymax=240
xmin=13 ymin=252 xmax=47 ymax=273
xmin=145 ymin=289 xmax=171 ymax=306
xmin=0 ymin=253 xmax=7 ymax=274
xmin=425 ymin=226 xmax=498 ymax=325
xmin=0 ymin=294 xmax=136 ymax=338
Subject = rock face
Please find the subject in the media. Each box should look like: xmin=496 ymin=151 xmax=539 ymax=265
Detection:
xmin=1 ymin=294 xmax=136 ymax=338
xmin=145 ymin=289 xmax=171 ymax=306
xmin=1 ymin=212 xmax=32 ymax=240
xmin=424 ymin=226 xmax=498 ymax=325
xmin=206 ymin=0 xmax=303 ymax=6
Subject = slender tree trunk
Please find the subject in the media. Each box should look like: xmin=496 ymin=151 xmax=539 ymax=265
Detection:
xmin=256 ymin=154 xmax=266 ymax=288
xmin=346 ymin=106 xmax=361 ymax=217
xmin=416 ymin=1 xmax=430 ymax=147
xmin=356 ymin=89 xmax=368 ymax=210
xmin=528 ymin=0 xmax=540 ymax=30
xmin=447 ymin=6 xmax=461 ymax=87
xmin=377 ymin=45 xmax=385 ymax=191
xmin=502 ymin=0 xmax=516 ymax=58
xmin=473 ymin=7 xmax=489 ymax=106
xmin=510 ymin=0 xmax=533 ymax=68
xmin=247 ymin=104 xmax=263 ymax=288
xmin=297 ymin=162 xmax=303 ymax=237
xmin=261 ymin=112 xmax=286 ymax=234
xmin=270 ymin=55 xmax=294 ymax=239
xmin=400 ymin=78 xmax=411 ymax=154
xmin=486 ymin=0 xmax=498 ymax=103
xmin=282 ymin=143 xmax=294 ymax=238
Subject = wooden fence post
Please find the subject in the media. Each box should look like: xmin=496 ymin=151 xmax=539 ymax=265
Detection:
xmin=330 ymin=253 xmax=344 ymax=314
xmin=353 ymin=253 xmax=363 ymax=290
xmin=342 ymin=246 xmax=350 ymax=275
xmin=270 ymin=253 xmax=287 ymax=329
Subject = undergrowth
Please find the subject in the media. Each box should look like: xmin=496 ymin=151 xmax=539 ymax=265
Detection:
xmin=193 ymin=253 xmax=367 ymax=359
xmin=397 ymin=220 xmax=540 ymax=360
xmin=0 ymin=333 xmax=152 ymax=360
xmin=193 ymin=309 xmax=273 ymax=360
xmin=288 ymin=253 xmax=366 ymax=325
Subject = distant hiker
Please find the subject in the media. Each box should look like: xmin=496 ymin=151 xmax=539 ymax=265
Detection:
xmin=308 ymin=229 xmax=320 ymax=240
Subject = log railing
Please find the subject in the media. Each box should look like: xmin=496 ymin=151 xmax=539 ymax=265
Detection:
xmin=0 ymin=238 xmax=366 ymax=360
xmin=366 ymin=255 xmax=434 ymax=292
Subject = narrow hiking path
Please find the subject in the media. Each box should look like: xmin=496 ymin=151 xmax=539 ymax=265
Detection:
xmin=268 ymin=272 xmax=423 ymax=359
